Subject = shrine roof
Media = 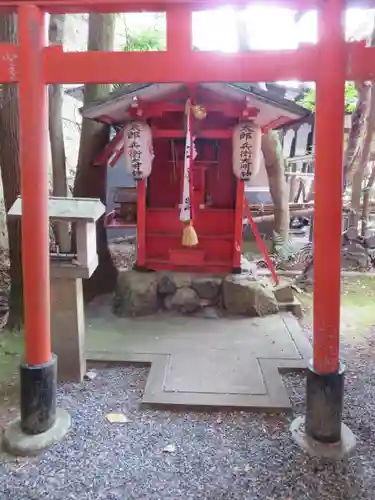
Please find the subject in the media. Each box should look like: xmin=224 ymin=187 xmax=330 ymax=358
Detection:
xmin=78 ymin=82 xmax=310 ymax=129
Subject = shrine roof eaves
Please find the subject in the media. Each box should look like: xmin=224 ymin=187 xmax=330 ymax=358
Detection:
xmin=77 ymin=82 xmax=310 ymax=124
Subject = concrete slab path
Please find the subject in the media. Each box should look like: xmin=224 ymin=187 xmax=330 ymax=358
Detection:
xmin=86 ymin=297 xmax=311 ymax=411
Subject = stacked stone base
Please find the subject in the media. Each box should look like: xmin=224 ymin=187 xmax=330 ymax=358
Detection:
xmin=113 ymin=270 xmax=298 ymax=319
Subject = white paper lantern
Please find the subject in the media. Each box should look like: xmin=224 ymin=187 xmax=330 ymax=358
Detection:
xmin=232 ymin=121 xmax=261 ymax=181
xmin=123 ymin=121 xmax=154 ymax=180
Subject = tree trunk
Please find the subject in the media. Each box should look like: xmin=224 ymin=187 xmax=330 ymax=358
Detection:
xmin=0 ymin=14 xmax=22 ymax=328
xmin=344 ymin=81 xmax=372 ymax=186
xmin=261 ymin=131 xmax=290 ymax=240
xmin=349 ymin=23 xmax=375 ymax=231
xmin=361 ymin=164 xmax=375 ymax=236
xmin=350 ymin=82 xmax=375 ymax=229
xmin=288 ymin=164 xmax=298 ymax=202
xmin=49 ymin=14 xmax=70 ymax=252
xmin=73 ymin=13 xmax=117 ymax=301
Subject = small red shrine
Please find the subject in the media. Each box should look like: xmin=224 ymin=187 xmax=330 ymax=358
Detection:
xmin=83 ymin=83 xmax=308 ymax=273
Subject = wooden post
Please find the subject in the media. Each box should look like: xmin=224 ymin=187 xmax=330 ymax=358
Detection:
xmin=313 ymin=0 xmax=345 ymax=375
xmin=166 ymin=5 xmax=192 ymax=55
xmin=137 ymin=179 xmax=146 ymax=267
xmin=233 ymin=180 xmax=245 ymax=272
xmin=18 ymin=4 xmax=56 ymax=434
xmin=291 ymin=0 xmax=356 ymax=455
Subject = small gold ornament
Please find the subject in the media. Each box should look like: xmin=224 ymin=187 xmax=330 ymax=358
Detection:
xmin=192 ymin=104 xmax=207 ymax=120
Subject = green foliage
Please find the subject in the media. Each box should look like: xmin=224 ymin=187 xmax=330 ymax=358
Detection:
xmin=123 ymin=27 xmax=165 ymax=52
xmin=298 ymin=82 xmax=358 ymax=113
xmin=112 ymin=26 xmax=165 ymax=90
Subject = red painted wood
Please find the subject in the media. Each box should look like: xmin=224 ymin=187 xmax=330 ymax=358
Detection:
xmin=44 ymin=45 xmax=320 ymax=84
xmin=0 ymin=0 xmax=365 ymax=15
xmin=94 ymin=128 xmax=123 ymax=166
xmin=152 ymin=128 xmax=232 ymax=139
xmin=313 ymin=0 xmax=346 ymax=374
xmin=148 ymin=139 xmax=180 ymax=208
xmin=232 ymin=181 xmax=244 ymax=269
xmin=262 ymin=116 xmax=293 ymax=133
xmin=19 ymin=5 xmax=51 ymax=365
xmin=146 ymin=208 xmax=235 ymax=235
xmin=147 ymin=233 xmax=233 ymax=263
xmin=192 ymin=165 xmax=207 ymax=208
xmin=243 ymin=199 xmax=279 ymax=285
xmin=145 ymin=102 xmax=245 ymax=118
xmin=109 ymin=145 xmax=124 ymax=168
xmin=145 ymin=259 xmax=232 ymax=274
xmin=169 ymin=249 xmax=205 ymax=267
xmin=42 ymin=43 xmax=375 ymax=84
xmin=0 ymin=42 xmax=373 ymax=85
xmin=166 ymin=5 xmax=192 ymax=54
xmin=145 ymin=204 xmax=235 ymax=271
xmin=205 ymin=140 xmax=235 ymax=209
xmin=137 ymin=180 xmax=146 ymax=267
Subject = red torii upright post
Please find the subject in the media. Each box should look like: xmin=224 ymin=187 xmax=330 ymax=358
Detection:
xmin=290 ymin=0 xmax=356 ymax=458
xmin=18 ymin=5 xmax=56 ymax=434
xmin=4 ymin=4 xmax=71 ymax=454
xmin=0 ymin=0 xmax=368 ymax=456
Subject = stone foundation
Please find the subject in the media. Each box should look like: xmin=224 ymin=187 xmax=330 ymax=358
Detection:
xmin=113 ymin=270 xmax=299 ymax=319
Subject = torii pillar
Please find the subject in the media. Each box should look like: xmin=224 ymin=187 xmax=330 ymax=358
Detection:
xmin=290 ymin=0 xmax=356 ymax=459
xmin=3 ymin=5 xmax=70 ymax=457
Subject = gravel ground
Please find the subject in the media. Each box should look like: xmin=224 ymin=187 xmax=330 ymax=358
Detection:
xmin=1 ymin=340 xmax=375 ymax=500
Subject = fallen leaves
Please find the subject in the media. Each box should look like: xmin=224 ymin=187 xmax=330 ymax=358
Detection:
xmin=106 ymin=413 xmax=130 ymax=424
xmin=163 ymin=444 xmax=176 ymax=453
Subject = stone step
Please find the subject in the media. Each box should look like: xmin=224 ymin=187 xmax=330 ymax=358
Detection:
xmin=278 ymin=297 xmax=303 ymax=318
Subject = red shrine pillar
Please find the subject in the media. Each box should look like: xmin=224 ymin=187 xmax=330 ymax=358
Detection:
xmin=291 ymin=0 xmax=356 ymax=457
xmin=233 ymin=181 xmax=245 ymax=273
xmin=18 ymin=5 xmax=57 ymax=435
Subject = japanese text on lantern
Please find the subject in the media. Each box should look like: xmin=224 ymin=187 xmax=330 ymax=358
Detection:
xmin=127 ymin=123 xmax=142 ymax=179
xmin=239 ymin=124 xmax=253 ymax=180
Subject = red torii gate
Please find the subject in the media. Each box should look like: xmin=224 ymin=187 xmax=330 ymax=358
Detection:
xmin=0 ymin=0 xmax=368 ymax=456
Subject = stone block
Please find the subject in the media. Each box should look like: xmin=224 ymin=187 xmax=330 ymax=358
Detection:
xmin=172 ymin=272 xmax=193 ymax=289
xmin=191 ymin=276 xmax=222 ymax=301
xmin=114 ymin=270 xmax=159 ymax=316
xmin=50 ymin=278 xmax=86 ymax=382
xmin=223 ymin=275 xmax=279 ymax=316
xmin=170 ymin=287 xmax=201 ymax=314
xmin=274 ymin=283 xmax=295 ymax=303
xmin=157 ymin=273 xmax=177 ymax=295
xmin=164 ymin=295 xmax=173 ymax=311
xmin=342 ymin=242 xmax=369 ymax=270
